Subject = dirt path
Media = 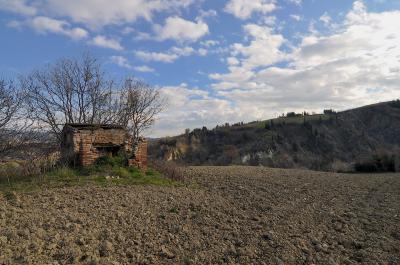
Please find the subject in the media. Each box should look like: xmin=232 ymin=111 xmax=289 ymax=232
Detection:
xmin=1 ymin=166 xmax=399 ymax=264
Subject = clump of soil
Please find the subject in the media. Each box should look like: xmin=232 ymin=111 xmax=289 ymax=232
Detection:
xmin=1 ymin=166 xmax=399 ymax=264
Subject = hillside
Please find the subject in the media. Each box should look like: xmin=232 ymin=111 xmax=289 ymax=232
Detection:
xmin=149 ymin=100 xmax=400 ymax=171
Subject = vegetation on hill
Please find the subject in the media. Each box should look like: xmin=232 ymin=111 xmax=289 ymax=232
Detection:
xmin=149 ymin=101 xmax=400 ymax=172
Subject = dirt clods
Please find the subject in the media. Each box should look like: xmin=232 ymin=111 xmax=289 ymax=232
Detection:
xmin=1 ymin=166 xmax=399 ymax=264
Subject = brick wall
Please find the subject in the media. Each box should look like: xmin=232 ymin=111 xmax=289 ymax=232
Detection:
xmin=61 ymin=124 xmax=148 ymax=169
xmin=79 ymin=128 xmax=129 ymax=166
xmin=128 ymin=139 xmax=148 ymax=170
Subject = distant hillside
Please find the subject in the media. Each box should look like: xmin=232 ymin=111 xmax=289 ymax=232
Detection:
xmin=149 ymin=100 xmax=400 ymax=171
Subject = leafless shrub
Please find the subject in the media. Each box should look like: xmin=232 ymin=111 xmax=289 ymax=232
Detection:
xmin=330 ymin=160 xmax=354 ymax=173
xmin=150 ymin=160 xmax=185 ymax=181
xmin=30 ymin=151 xmax=60 ymax=175
xmin=0 ymin=152 xmax=60 ymax=185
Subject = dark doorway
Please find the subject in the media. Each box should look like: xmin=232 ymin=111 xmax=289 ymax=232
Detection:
xmin=94 ymin=145 xmax=122 ymax=157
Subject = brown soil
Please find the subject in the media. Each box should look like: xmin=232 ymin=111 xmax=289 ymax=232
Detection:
xmin=1 ymin=166 xmax=399 ymax=264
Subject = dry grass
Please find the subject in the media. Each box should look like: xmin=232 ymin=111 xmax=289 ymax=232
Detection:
xmin=150 ymin=160 xmax=185 ymax=181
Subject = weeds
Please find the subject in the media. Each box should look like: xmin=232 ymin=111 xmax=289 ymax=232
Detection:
xmin=50 ymin=167 xmax=77 ymax=179
xmin=112 ymin=167 xmax=131 ymax=178
xmin=169 ymin=207 xmax=179 ymax=213
xmin=3 ymin=190 xmax=17 ymax=202
xmin=0 ymin=156 xmax=178 ymax=192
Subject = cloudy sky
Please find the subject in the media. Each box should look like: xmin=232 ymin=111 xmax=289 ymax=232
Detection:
xmin=1 ymin=0 xmax=400 ymax=137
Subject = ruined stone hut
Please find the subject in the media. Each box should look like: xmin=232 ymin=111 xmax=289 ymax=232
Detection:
xmin=61 ymin=124 xmax=147 ymax=169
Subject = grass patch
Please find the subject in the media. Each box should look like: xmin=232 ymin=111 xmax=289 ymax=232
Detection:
xmin=0 ymin=160 xmax=179 ymax=193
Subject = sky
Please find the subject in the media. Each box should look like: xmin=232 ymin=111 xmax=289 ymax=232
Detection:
xmin=1 ymin=0 xmax=400 ymax=137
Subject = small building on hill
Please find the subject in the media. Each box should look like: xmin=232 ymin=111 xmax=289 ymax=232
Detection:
xmin=60 ymin=123 xmax=147 ymax=169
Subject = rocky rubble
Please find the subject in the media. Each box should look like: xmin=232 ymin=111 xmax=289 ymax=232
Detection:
xmin=1 ymin=166 xmax=399 ymax=264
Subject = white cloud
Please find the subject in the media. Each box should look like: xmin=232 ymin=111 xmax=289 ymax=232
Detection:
xmin=319 ymin=12 xmax=332 ymax=26
xmin=228 ymin=24 xmax=286 ymax=71
xmin=135 ymin=51 xmax=179 ymax=63
xmin=154 ymin=16 xmax=209 ymax=42
xmin=261 ymin=16 xmax=276 ymax=26
xmin=1 ymin=0 xmax=195 ymax=28
xmin=135 ymin=46 xmax=207 ymax=63
xmin=7 ymin=15 xmax=88 ymax=41
xmin=170 ymin=46 xmax=195 ymax=56
xmin=29 ymin=16 xmax=88 ymax=40
xmin=110 ymin=56 xmax=132 ymax=69
xmin=134 ymin=31 xmax=152 ymax=41
xmin=224 ymin=0 xmax=276 ymax=20
xmin=0 ymin=0 xmax=36 ymax=15
xmin=209 ymin=1 xmax=400 ymax=123
xmin=288 ymin=0 xmax=302 ymax=6
xmin=198 ymin=48 xmax=208 ymax=56
xmin=121 ymin=26 xmax=135 ymax=35
xmin=197 ymin=9 xmax=218 ymax=20
xmin=90 ymin=35 xmax=123 ymax=50
xmin=110 ymin=56 xmax=156 ymax=73
xmin=290 ymin=14 xmax=302 ymax=21
xmin=227 ymin=57 xmax=240 ymax=66
xmin=201 ymin=40 xmax=220 ymax=47
xmin=152 ymin=83 xmax=240 ymax=137
xmin=134 ymin=65 xmax=155 ymax=73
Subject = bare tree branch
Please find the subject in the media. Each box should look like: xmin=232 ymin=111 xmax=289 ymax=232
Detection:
xmin=117 ymin=78 xmax=165 ymax=141
xmin=0 ymin=78 xmax=37 ymax=156
xmin=23 ymin=54 xmax=116 ymax=142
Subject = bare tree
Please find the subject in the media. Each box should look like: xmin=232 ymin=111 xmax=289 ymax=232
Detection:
xmin=23 ymin=54 xmax=117 ymax=141
xmin=22 ymin=54 xmax=164 ymax=145
xmin=0 ymin=79 xmax=20 ymax=129
xmin=117 ymin=78 xmax=164 ymax=141
xmin=0 ymin=78 xmax=33 ymax=155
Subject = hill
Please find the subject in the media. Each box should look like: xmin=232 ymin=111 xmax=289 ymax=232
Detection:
xmin=149 ymin=100 xmax=400 ymax=171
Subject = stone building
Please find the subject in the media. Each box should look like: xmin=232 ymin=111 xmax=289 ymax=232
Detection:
xmin=60 ymin=124 xmax=147 ymax=169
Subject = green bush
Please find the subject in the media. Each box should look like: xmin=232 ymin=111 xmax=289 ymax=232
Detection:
xmin=95 ymin=154 xmax=126 ymax=167
xmin=128 ymin=167 xmax=144 ymax=177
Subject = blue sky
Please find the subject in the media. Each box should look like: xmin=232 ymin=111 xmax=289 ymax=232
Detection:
xmin=1 ymin=0 xmax=400 ymax=136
